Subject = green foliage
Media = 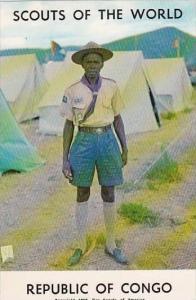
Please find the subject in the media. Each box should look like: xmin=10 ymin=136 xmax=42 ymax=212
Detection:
xmin=118 ymin=202 xmax=160 ymax=227
xmin=190 ymin=88 xmax=196 ymax=104
xmin=95 ymin=232 xmax=106 ymax=246
xmin=161 ymin=112 xmax=176 ymax=120
xmin=146 ymin=152 xmax=181 ymax=184
xmin=183 ymin=107 xmax=192 ymax=114
xmin=146 ymin=181 xmax=159 ymax=191
xmin=86 ymin=232 xmax=106 ymax=249
xmin=135 ymin=201 xmax=196 ymax=269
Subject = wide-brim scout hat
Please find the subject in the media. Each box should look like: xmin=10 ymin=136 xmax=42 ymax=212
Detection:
xmin=71 ymin=41 xmax=113 ymax=65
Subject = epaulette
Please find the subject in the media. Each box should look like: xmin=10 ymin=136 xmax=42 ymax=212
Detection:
xmin=101 ymin=76 xmax=116 ymax=83
xmin=66 ymin=80 xmax=81 ymax=89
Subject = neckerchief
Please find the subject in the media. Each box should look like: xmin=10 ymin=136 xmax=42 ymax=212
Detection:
xmin=79 ymin=75 xmax=102 ymax=124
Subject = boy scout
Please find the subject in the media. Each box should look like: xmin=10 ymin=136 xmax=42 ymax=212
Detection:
xmin=61 ymin=42 xmax=128 ymax=266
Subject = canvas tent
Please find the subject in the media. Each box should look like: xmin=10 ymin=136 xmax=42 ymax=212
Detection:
xmin=0 ymin=54 xmax=48 ymax=122
xmin=39 ymin=53 xmax=86 ymax=135
xmin=0 ymin=89 xmax=44 ymax=175
xmin=38 ymin=51 xmax=160 ymax=135
xmin=43 ymin=60 xmax=65 ymax=83
xmin=144 ymin=58 xmax=193 ymax=113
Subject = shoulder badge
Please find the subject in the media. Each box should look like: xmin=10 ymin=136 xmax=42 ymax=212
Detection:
xmin=62 ymin=96 xmax=68 ymax=103
xmin=73 ymin=97 xmax=83 ymax=104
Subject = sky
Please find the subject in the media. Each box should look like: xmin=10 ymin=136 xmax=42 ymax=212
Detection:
xmin=0 ymin=0 xmax=195 ymax=49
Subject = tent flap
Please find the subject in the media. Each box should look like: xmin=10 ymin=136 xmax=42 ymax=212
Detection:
xmin=0 ymin=89 xmax=44 ymax=174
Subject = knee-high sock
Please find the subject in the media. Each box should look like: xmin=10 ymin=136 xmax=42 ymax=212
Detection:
xmin=103 ymin=202 xmax=117 ymax=252
xmin=75 ymin=201 xmax=88 ymax=252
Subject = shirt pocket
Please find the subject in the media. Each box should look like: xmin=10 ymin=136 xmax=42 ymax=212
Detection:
xmin=101 ymin=89 xmax=113 ymax=109
xmin=72 ymin=101 xmax=87 ymax=124
xmin=102 ymin=96 xmax=112 ymax=109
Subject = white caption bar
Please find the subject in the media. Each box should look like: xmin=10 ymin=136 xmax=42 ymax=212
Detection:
xmin=0 ymin=270 xmax=195 ymax=300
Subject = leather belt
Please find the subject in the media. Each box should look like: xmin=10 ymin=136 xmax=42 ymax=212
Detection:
xmin=78 ymin=124 xmax=111 ymax=134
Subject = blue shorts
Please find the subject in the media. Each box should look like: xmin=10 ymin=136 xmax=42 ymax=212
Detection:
xmin=69 ymin=128 xmax=123 ymax=187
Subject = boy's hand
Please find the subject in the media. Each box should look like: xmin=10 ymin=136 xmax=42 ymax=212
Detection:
xmin=62 ymin=160 xmax=73 ymax=180
xmin=121 ymin=148 xmax=128 ymax=166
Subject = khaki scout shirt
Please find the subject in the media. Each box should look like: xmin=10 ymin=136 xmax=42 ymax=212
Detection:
xmin=60 ymin=76 xmax=124 ymax=127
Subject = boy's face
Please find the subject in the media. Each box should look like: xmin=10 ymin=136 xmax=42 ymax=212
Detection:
xmin=82 ymin=53 xmax=103 ymax=78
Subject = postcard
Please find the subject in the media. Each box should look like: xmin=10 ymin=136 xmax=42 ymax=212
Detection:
xmin=0 ymin=1 xmax=195 ymax=299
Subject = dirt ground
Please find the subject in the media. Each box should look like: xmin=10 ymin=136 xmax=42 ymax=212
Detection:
xmin=0 ymin=100 xmax=196 ymax=271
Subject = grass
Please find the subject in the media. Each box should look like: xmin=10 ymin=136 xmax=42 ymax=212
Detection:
xmin=161 ymin=112 xmax=176 ymax=120
xmin=120 ymin=148 xmax=195 ymax=211
xmin=48 ymin=217 xmax=132 ymax=270
xmin=183 ymin=107 xmax=192 ymax=114
xmin=118 ymin=203 xmax=160 ymax=227
xmin=48 ymin=230 xmax=107 ymax=270
xmin=7 ymin=148 xmax=194 ymax=271
xmin=190 ymin=87 xmax=196 ymax=104
xmin=146 ymin=151 xmax=181 ymax=184
xmin=117 ymin=147 xmax=195 ymax=236
xmin=0 ymin=180 xmax=75 ymax=266
xmin=134 ymin=201 xmax=196 ymax=269
xmin=183 ymin=148 xmax=196 ymax=165
xmin=0 ymin=135 xmax=62 ymax=202
xmin=0 ymin=171 xmax=35 ymax=202
xmin=125 ymin=106 xmax=192 ymax=171
xmin=2 ymin=146 xmax=194 ymax=270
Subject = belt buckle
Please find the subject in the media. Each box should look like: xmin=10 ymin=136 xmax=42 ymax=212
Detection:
xmin=96 ymin=128 xmax=103 ymax=134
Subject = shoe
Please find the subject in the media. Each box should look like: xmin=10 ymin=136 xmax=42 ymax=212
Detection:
xmin=67 ymin=248 xmax=83 ymax=266
xmin=105 ymin=247 xmax=129 ymax=265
